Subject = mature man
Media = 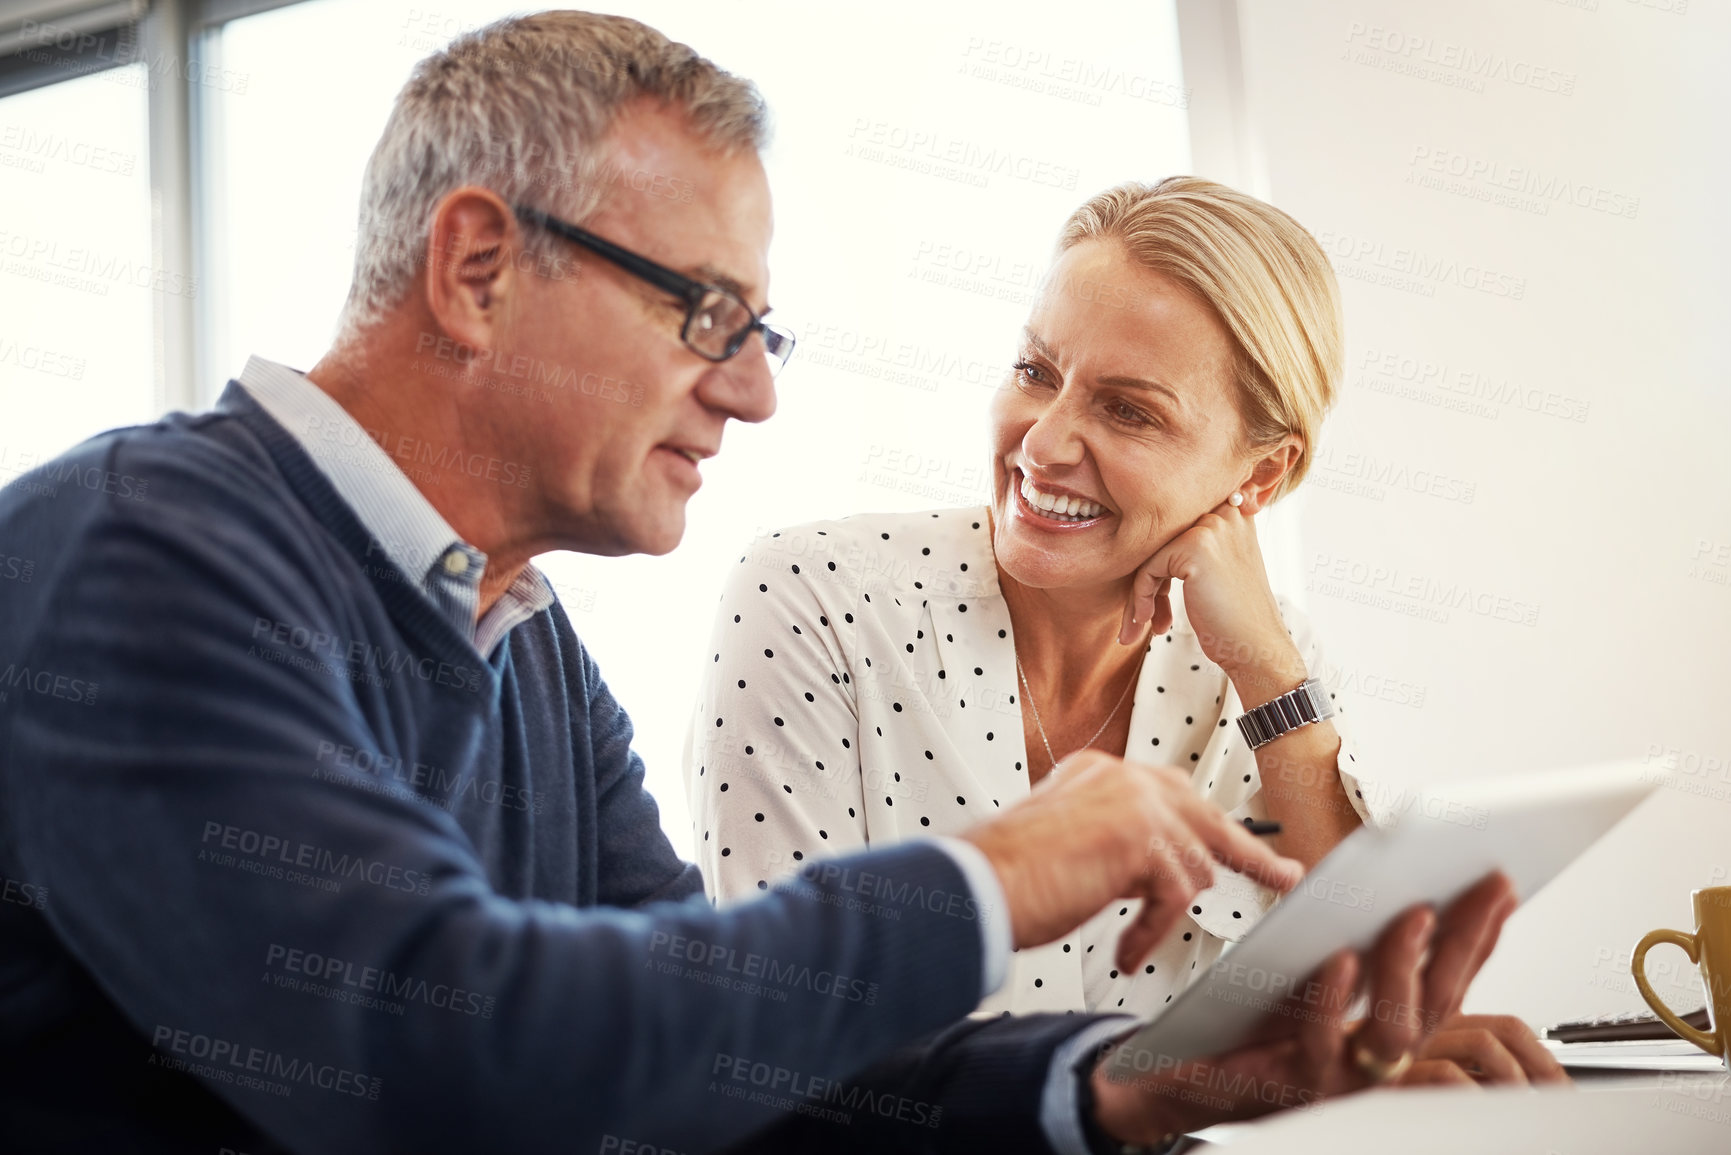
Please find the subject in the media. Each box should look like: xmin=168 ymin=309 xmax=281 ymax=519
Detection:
xmin=0 ymin=12 xmax=1515 ymax=1154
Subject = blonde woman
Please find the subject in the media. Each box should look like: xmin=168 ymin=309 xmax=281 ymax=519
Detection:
xmin=686 ymin=178 xmax=1562 ymax=1084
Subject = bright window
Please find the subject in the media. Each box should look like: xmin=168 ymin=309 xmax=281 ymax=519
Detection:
xmin=0 ymin=63 xmax=154 ymax=485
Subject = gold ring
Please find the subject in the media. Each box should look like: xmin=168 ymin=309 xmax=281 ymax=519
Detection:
xmin=1352 ymin=1043 xmax=1414 ymax=1084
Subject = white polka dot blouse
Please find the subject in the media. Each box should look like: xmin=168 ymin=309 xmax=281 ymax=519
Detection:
xmin=684 ymin=506 xmax=1382 ymax=1021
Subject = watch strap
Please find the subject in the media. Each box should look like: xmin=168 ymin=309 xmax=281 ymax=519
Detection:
xmin=1235 ymin=677 xmax=1334 ymax=751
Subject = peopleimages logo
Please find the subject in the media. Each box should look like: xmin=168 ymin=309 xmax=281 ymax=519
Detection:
xmin=794 ymin=861 xmax=979 ymax=921
xmin=1352 ymin=346 xmax=1590 ymax=424
xmin=1406 ymin=145 xmax=1640 ymax=220
xmin=648 ymin=930 xmax=881 ymax=1005
xmin=411 ymin=333 xmax=643 ymax=405
xmin=0 ymin=338 xmax=87 ymax=379
xmin=0 ymin=227 xmax=197 ymax=298
xmin=0 ymin=663 xmax=99 ymax=706
xmin=1316 ymin=229 xmax=1525 ymax=300
xmin=263 ymin=943 xmax=496 ymax=1019
xmin=0 ymin=447 xmax=150 ymax=501
xmin=312 ymin=739 xmax=545 ymax=816
xmin=1341 ymin=22 xmax=1577 ymax=96
xmin=248 ymin=617 xmax=484 ymax=694
xmin=199 ymin=820 xmax=433 ymax=896
xmin=845 ymin=119 xmax=1081 ymax=191
xmin=0 ymin=125 xmax=136 ymax=176
xmin=1 ymin=875 xmax=47 ymax=910
xmin=1306 ymin=552 xmax=1541 ymax=628
xmin=711 ymin=1053 xmax=944 ymax=1129
xmin=302 ymin=413 xmax=534 ymax=490
xmin=149 ymin=1024 xmax=380 ymax=1100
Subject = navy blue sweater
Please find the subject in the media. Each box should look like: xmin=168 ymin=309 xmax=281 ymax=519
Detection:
xmin=0 ymin=386 xmax=1105 ymax=1154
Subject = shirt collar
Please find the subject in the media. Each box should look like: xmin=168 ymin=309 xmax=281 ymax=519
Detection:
xmin=235 ymin=355 xmax=553 ymax=652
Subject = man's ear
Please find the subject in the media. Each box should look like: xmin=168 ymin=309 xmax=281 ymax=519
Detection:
xmin=423 ymin=186 xmax=519 ymax=354
xmin=1238 ymin=436 xmax=1303 ymax=514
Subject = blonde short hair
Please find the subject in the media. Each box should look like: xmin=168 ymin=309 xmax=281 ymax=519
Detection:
xmin=336 ymin=10 xmax=769 ymax=343
xmin=1058 ymin=177 xmax=1342 ymax=502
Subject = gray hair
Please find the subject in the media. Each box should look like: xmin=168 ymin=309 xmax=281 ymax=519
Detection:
xmin=334 ymin=9 xmax=769 ymax=343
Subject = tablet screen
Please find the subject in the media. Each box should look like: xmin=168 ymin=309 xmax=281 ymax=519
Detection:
xmin=1112 ymin=759 xmax=1656 ymax=1066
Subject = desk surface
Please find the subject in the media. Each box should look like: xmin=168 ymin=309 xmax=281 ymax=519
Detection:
xmin=1191 ymin=1077 xmax=1731 ymax=1153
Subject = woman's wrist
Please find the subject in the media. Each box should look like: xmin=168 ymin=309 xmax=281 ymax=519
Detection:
xmin=1219 ymin=635 xmax=1308 ymax=709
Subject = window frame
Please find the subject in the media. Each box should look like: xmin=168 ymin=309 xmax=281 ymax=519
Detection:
xmin=0 ymin=0 xmax=312 ymax=414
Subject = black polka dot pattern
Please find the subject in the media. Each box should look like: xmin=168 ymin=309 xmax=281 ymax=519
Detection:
xmin=689 ymin=506 xmax=1376 ymax=1024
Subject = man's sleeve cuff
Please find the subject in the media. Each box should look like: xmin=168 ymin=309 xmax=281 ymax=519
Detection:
xmin=1041 ymin=1016 xmax=1139 ymax=1155
xmin=927 ymin=836 xmax=1012 ymax=997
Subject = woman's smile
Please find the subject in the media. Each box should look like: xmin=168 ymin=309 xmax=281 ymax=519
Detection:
xmin=1010 ymin=468 xmax=1111 ymax=530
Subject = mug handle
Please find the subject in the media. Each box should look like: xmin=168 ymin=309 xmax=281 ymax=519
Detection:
xmin=1632 ymin=929 xmax=1720 ymax=1055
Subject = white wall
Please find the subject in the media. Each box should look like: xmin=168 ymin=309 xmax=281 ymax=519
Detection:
xmin=1204 ymin=0 xmax=1730 ymax=1028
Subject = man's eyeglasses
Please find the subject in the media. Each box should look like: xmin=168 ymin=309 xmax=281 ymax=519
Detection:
xmin=513 ymin=205 xmax=796 ymax=377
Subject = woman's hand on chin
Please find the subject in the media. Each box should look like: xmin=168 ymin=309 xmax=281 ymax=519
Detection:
xmin=1116 ymin=496 xmax=1303 ymax=692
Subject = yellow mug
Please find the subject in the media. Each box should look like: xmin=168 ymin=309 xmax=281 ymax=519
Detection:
xmin=1632 ymin=885 xmax=1731 ymax=1070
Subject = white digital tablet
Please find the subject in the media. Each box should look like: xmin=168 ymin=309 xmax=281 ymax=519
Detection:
xmin=1114 ymin=759 xmax=1658 ymax=1066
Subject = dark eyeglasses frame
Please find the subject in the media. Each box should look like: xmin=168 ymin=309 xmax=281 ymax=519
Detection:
xmin=513 ymin=205 xmax=795 ymax=373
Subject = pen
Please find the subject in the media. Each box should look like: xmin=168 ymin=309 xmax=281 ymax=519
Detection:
xmin=1244 ymin=820 xmax=1282 ymax=836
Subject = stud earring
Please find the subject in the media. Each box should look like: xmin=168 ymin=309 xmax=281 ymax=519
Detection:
xmin=1228 ymin=492 xmax=1245 ymax=507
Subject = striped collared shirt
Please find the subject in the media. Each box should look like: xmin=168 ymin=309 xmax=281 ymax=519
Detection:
xmin=237 ymin=355 xmax=553 ymax=658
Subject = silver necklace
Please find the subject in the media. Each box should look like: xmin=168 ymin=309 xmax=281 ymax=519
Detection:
xmin=1015 ymin=653 xmax=1137 ymax=771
